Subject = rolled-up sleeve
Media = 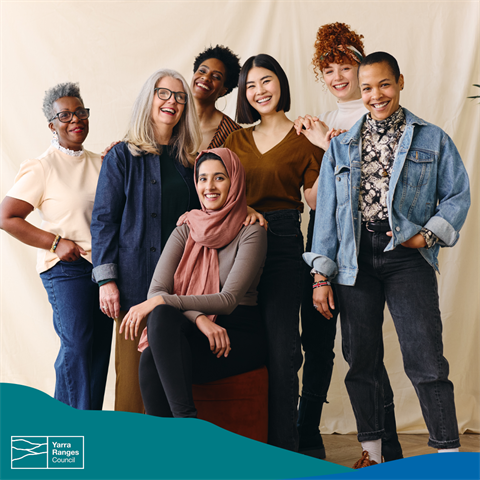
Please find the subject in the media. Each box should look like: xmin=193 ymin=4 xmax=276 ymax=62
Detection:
xmin=90 ymin=146 xmax=126 ymax=283
xmin=423 ymin=133 xmax=470 ymax=247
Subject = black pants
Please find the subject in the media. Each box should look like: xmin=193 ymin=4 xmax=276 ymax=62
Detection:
xmin=257 ymin=209 xmax=305 ymax=451
xmin=300 ymin=210 xmax=396 ymax=414
xmin=139 ymin=304 xmax=266 ymax=418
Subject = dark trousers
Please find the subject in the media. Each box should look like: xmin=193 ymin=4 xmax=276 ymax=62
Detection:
xmin=40 ymin=258 xmax=113 ymax=410
xmin=258 ymin=209 xmax=304 ymax=451
xmin=300 ymin=211 xmax=396 ymax=409
xmin=139 ymin=304 xmax=266 ymax=418
xmin=336 ymin=226 xmax=460 ymax=449
xmin=300 ymin=210 xmax=338 ymax=404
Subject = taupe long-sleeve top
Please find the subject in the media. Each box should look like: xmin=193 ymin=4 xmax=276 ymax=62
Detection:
xmin=148 ymin=222 xmax=267 ymax=323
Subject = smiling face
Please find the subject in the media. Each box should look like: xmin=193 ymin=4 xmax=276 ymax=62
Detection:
xmin=245 ymin=66 xmax=282 ymax=117
xmin=191 ymin=58 xmax=228 ymax=104
xmin=151 ymin=76 xmax=186 ymax=136
xmin=196 ymin=159 xmax=231 ymax=210
xmin=322 ymin=62 xmax=361 ymax=103
xmin=49 ymin=96 xmax=88 ymax=151
xmin=359 ymin=61 xmax=404 ymax=121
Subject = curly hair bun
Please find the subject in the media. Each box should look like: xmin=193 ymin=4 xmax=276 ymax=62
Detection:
xmin=312 ymin=22 xmax=365 ymax=80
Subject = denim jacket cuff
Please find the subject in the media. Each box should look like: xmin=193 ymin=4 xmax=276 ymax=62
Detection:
xmin=424 ymin=216 xmax=459 ymax=247
xmin=92 ymin=264 xmax=118 ymax=283
xmin=303 ymin=252 xmax=338 ymax=279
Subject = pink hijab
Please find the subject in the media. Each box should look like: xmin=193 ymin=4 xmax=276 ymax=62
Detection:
xmin=138 ymin=148 xmax=247 ymax=352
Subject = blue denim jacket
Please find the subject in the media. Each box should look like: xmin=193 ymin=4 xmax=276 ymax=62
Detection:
xmin=90 ymin=142 xmax=199 ymax=309
xmin=303 ymin=108 xmax=470 ymax=286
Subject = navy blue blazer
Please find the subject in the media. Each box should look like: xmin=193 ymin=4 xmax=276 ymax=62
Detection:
xmin=91 ymin=142 xmax=199 ymax=309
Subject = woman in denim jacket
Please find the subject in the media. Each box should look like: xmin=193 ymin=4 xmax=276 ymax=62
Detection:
xmin=90 ymin=69 xmax=201 ymax=414
xmin=304 ymin=52 xmax=470 ymax=467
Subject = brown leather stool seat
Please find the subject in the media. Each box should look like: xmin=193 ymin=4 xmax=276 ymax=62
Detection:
xmin=192 ymin=366 xmax=268 ymax=443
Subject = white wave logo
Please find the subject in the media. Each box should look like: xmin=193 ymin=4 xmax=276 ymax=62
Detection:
xmin=11 ymin=437 xmax=48 ymax=468
xmin=11 ymin=436 xmax=84 ymax=469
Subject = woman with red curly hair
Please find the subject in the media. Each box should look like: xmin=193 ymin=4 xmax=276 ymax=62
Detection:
xmin=294 ymin=23 xmax=403 ymax=463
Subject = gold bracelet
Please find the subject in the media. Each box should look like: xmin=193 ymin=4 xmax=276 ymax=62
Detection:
xmin=50 ymin=234 xmax=61 ymax=253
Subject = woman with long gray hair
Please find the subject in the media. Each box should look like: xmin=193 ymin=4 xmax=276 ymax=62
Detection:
xmin=90 ymin=68 xmax=202 ymax=414
xmin=0 ymin=82 xmax=113 ymax=410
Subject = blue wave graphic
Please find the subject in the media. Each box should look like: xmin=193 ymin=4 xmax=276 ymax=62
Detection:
xmin=1 ymin=383 xmax=478 ymax=479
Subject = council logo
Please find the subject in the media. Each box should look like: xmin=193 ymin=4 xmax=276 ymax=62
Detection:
xmin=11 ymin=436 xmax=84 ymax=469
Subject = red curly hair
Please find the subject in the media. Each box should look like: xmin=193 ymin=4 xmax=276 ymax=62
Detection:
xmin=312 ymin=23 xmax=365 ymax=81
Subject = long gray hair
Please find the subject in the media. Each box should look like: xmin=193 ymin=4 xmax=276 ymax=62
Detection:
xmin=123 ymin=69 xmax=201 ymax=167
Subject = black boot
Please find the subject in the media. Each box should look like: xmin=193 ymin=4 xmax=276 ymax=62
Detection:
xmin=297 ymin=397 xmax=326 ymax=459
xmin=382 ymin=404 xmax=403 ymax=462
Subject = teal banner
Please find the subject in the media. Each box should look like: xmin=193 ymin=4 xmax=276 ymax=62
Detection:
xmin=1 ymin=384 xmax=477 ymax=480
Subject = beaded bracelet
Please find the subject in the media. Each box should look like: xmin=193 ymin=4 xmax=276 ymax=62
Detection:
xmin=50 ymin=234 xmax=62 ymax=253
xmin=313 ymin=280 xmax=331 ymax=289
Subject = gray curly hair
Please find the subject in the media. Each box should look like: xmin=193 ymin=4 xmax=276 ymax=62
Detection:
xmin=42 ymin=82 xmax=84 ymax=121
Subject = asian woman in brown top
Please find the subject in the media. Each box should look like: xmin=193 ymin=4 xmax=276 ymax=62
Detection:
xmin=224 ymin=54 xmax=323 ymax=451
xmin=191 ymin=45 xmax=243 ymax=151
xmin=118 ymin=148 xmax=267 ymax=418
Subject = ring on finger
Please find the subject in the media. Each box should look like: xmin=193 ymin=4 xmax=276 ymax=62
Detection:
xmin=313 ymin=304 xmax=318 ymax=309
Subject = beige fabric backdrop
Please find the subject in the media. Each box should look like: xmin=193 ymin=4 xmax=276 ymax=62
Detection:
xmin=1 ymin=1 xmax=479 ymax=435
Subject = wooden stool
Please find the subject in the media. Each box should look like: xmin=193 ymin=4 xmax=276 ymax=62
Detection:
xmin=192 ymin=366 xmax=268 ymax=443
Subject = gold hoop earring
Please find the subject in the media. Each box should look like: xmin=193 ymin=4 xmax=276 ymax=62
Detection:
xmin=216 ymin=96 xmax=227 ymax=112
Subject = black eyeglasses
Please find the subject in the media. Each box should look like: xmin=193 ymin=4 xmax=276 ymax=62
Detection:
xmin=49 ymin=108 xmax=90 ymax=123
xmin=154 ymin=87 xmax=188 ymax=105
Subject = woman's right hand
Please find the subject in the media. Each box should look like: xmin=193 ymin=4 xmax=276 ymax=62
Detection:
xmin=100 ymin=281 xmax=121 ymax=319
xmin=300 ymin=117 xmax=332 ymax=151
xmin=195 ymin=315 xmax=231 ymax=358
xmin=55 ymin=238 xmax=87 ymax=262
xmin=244 ymin=206 xmax=267 ymax=230
xmin=313 ymin=283 xmax=335 ymax=319
xmin=294 ymin=114 xmax=319 ymax=135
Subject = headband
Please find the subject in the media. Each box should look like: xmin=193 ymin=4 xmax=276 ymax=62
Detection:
xmin=320 ymin=45 xmax=364 ymax=64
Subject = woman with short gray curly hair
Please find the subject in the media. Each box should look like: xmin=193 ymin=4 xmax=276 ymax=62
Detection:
xmin=0 ymin=82 xmax=113 ymax=410
xmin=91 ymin=68 xmax=202 ymax=413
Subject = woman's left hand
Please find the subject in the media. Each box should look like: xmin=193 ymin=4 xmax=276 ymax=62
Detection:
xmin=327 ymin=128 xmax=347 ymax=140
xmin=119 ymin=296 xmax=165 ymax=340
xmin=386 ymin=231 xmax=427 ymax=249
xmin=195 ymin=315 xmax=231 ymax=358
xmin=176 ymin=211 xmax=189 ymax=226
xmin=101 ymin=141 xmax=120 ymax=161
xmin=244 ymin=206 xmax=267 ymax=230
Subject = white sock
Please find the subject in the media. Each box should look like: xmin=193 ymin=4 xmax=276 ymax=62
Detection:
xmin=361 ymin=439 xmax=382 ymax=463
xmin=438 ymin=448 xmax=460 ymax=453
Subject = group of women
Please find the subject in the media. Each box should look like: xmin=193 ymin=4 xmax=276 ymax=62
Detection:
xmin=0 ymin=21 xmax=470 ymax=467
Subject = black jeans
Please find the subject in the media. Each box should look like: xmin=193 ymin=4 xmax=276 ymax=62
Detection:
xmin=258 ymin=209 xmax=304 ymax=451
xmin=139 ymin=304 xmax=266 ymax=418
xmin=336 ymin=226 xmax=460 ymax=449
xmin=300 ymin=211 xmax=396 ymax=410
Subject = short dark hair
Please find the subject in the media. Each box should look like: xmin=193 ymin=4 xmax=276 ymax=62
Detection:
xmin=193 ymin=45 xmax=241 ymax=96
xmin=359 ymin=51 xmax=401 ymax=82
xmin=195 ymin=152 xmax=226 ymax=181
xmin=236 ymin=54 xmax=291 ymax=124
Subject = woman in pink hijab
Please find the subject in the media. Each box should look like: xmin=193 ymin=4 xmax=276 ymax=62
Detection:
xmin=119 ymin=147 xmax=268 ymax=417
